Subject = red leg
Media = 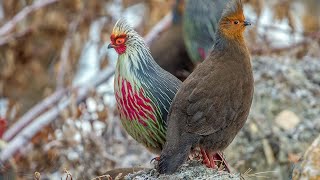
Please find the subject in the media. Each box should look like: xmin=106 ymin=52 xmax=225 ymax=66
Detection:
xmin=206 ymin=150 xmax=217 ymax=169
xmin=200 ymin=148 xmax=211 ymax=167
xmin=200 ymin=149 xmax=231 ymax=173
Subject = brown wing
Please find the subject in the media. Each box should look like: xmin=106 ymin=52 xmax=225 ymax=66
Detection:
xmin=183 ymin=60 xmax=245 ymax=136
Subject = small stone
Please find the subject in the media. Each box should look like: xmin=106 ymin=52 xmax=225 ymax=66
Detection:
xmin=249 ymin=122 xmax=259 ymax=134
xmin=275 ymin=110 xmax=300 ymax=130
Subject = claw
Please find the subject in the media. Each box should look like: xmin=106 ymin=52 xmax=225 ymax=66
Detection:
xmin=215 ymin=151 xmax=231 ymax=173
xmin=190 ymin=148 xmax=202 ymax=160
xmin=200 ymin=149 xmax=231 ymax=173
xmin=150 ymin=156 xmax=160 ymax=164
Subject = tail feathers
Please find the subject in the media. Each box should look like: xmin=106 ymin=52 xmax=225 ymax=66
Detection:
xmin=158 ymin=147 xmax=190 ymax=174
xmin=158 ymin=133 xmax=199 ymax=174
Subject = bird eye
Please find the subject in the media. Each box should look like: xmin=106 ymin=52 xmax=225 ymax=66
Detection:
xmin=116 ymin=37 xmax=125 ymax=45
xmin=234 ymin=20 xmax=239 ymax=25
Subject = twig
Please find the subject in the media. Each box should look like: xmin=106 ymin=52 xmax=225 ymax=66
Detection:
xmin=251 ymin=29 xmax=320 ymax=55
xmin=144 ymin=12 xmax=172 ymax=46
xmin=0 ymin=67 xmax=115 ymax=163
xmin=91 ymin=174 xmax=112 ymax=180
xmin=2 ymin=89 xmax=67 ymax=142
xmin=0 ymin=0 xmax=60 ymax=37
xmin=64 ymin=169 xmax=73 ymax=180
xmin=0 ymin=28 xmax=32 ymax=46
xmin=34 ymin=172 xmax=41 ymax=180
xmin=262 ymin=138 xmax=275 ymax=165
xmin=242 ymin=168 xmax=275 ymax=179
xmin=56 ymin=18 xmax=81 ymax=90
xmin=251 ymin=39 xmax=310 ymax=55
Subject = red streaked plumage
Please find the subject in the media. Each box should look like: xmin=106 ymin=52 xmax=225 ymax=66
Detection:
xmin=116 ymin=78 xmax=157 ymax=127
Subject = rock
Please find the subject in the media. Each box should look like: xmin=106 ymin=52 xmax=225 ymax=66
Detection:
xmin=125 ymin=160 xmax=241 ymax=180
xmin=292 ymin=134 xmax=320 ymax=180
xmin=102 ymin=167 xmax=150 ymax=179
xmin=275 ymin=110 xmax=300 ymax=130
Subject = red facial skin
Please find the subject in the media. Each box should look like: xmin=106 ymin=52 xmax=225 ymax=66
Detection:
xmin=110 ymin=34 xmax=127 ymax=55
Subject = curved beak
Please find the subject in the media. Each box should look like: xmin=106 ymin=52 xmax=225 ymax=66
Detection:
xmin=244 ymin=20 xmax=251 ymax=26
xmin=108 ymin=43 xmax=115 ymax=49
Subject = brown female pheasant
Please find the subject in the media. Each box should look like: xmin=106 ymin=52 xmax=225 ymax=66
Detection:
xmin=159 ymin=0 xmax=254 ymax=174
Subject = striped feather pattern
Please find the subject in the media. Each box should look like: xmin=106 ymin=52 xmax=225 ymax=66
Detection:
xmin=112 ymin=19 xmax=181 ymax=154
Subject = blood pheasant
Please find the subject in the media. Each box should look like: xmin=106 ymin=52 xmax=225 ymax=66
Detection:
xmin=159 ymin=0 xmax=253 ymax=174
xmin=183 ymin=0 xmax=228 ymax=63
xmin=108 ymin=19 xmax=181 ymax=154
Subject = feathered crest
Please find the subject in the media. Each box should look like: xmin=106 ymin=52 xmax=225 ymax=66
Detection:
xmin=112 ymin=18 xmax=135 ymax=36
xmin=221 ymin=0 xmax=244 ymax=20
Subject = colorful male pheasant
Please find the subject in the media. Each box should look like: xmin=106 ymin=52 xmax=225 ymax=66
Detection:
xmin=108 ymin=19 xmax=181 ymax=154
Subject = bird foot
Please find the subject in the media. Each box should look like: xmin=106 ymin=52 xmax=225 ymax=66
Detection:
xmin=200 ymin=149 xmax=217 ymax=169
xmin=215 ymin=152 xmax=231 ymax=173
xmin=150 ymin=156 xmax=160 ymax=164
xmin=189 ymin=148 xmax=202 ymax=160
xmin=200 ymin=149 xmax=231 ymax=173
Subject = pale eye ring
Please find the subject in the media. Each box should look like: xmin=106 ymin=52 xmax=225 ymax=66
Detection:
xmin=116 ymin=38 xmax=125 ymax=45
xmin=234 ymin=20 xmax=239 ymax=25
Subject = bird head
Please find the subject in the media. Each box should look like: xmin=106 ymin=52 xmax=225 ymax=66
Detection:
xmin=108 ymin=19 xmax=156 ymax=72
xmin=218 ymin=0 xmax=251 ymax=40
xmin=108 ymin=19 xmax=139 ymax=55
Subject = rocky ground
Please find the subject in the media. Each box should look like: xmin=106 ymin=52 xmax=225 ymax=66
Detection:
xmin=124 ymin=160 xmax=240 ymax=180
xmin=225 ymin=55 xmax=320 ymax=180
xmin=292 ymin=134 xmax=320 ymax=180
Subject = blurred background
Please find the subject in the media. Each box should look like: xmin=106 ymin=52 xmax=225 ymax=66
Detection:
xmin=0 ymin=0 xmax=319 ymax=179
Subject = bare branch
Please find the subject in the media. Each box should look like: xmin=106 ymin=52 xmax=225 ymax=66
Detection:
xmin=144 ymin=12 xmax=172 ymax=46
xmin=0 ymin=67 xmax=115 ymax=163
xmin=0 ymin=0 xmax=60 ymax=37
xmin=2 ymin=89 xmax=67 ymax=142
xmin=251 ymin=31 xmax=320 ymax=55
xmin=56 ymin=18 xmax=81 ymax=90
xmin=0 ymin=28 xmax=32 ymax=46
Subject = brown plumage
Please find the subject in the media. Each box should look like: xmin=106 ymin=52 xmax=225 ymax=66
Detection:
xmin=158 ymin=0 xmax=254 ymax=174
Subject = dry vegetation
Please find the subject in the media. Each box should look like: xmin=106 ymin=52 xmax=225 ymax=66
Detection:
xmin=0 ymin=0 xmax=319 ymax=179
